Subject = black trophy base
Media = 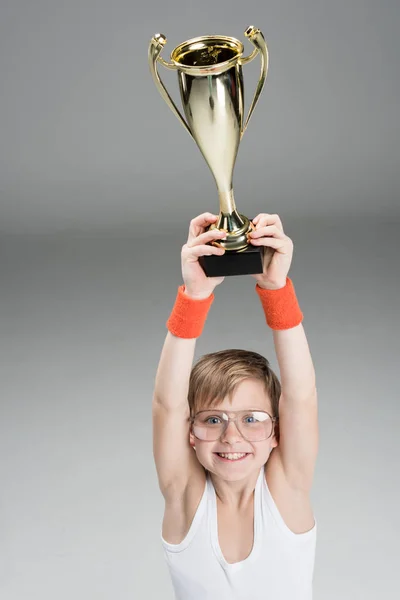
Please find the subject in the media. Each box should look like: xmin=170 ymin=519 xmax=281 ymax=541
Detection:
xmin=199 ymin=244 xmax=264 ymax=277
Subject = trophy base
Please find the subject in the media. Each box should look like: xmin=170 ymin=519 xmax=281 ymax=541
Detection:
xmin=199 ymin=244 xmax=264 ymax=277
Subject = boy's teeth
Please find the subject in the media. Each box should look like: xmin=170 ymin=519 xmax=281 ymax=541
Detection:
xmin=218 ymin=453 xmax=247 ymax=460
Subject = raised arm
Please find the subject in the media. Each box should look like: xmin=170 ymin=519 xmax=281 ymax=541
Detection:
xmin=152 ymin=213 xmax=226 ymax=499
xmin=153 ymin=333 xmax=197 ymax=411
xmin=249 ymin=213 xmax=319 ymax=492
xmin=271 ymin=324 xmax=318 ymax=490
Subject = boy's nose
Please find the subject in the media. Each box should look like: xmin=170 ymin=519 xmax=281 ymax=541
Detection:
xmin=220 ymin=420 xmax=243 ymax=442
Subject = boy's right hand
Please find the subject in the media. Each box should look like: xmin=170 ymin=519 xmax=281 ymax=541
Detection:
xmin=181 ymin=213 xmax=227 ymax=300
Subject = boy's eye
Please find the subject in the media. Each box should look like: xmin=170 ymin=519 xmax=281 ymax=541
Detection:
xmin=206 ymin=416 xmax=221 ymax=425
xmin=244 ymin=416 xmax=256 ymax=423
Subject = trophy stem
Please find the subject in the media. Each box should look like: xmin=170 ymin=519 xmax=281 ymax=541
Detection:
xmin=211 ymin=188 xmax=253 ymax=252
xmin=218 ymin=189 xmax=237 ymax=214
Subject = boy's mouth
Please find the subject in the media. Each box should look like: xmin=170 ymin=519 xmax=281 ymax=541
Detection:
xmin=214 ymin=452 xmax=251 ymax=462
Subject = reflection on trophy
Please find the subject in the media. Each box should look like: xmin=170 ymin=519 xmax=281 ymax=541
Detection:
xmin=148 ymin=26 xmax=269 ymax=277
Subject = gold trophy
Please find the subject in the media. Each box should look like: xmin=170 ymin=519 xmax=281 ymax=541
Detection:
xmin=148 ymin=26 xmax=269 ymax=277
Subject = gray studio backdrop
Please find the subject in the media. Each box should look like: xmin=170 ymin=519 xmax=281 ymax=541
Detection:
xmin=0 ymin=1 xmax=399 ymax=599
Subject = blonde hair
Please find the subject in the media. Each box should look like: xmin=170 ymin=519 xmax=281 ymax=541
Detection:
xmin=188 ymin=349 xmax=281 ymax=432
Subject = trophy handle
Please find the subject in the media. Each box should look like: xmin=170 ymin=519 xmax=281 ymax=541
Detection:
xmin=148 ymin=34 xmax=193 ymax=139
xmin=240 ymin=26 xmax=269 ymax=139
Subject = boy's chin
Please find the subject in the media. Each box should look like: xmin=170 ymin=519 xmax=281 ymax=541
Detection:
xmin=208 ymin=466 xmax=263 ymax=482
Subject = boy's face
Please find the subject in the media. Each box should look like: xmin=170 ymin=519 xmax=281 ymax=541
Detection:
xmin=189 ymin=378 xmax=278 ymax=480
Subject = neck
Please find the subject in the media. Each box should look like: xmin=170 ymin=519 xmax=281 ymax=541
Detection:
xmin=210 ymin=466 xmax=262 ymax=509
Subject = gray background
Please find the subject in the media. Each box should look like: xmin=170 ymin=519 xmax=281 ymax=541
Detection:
xmin=0 ymin=0 xmax=399 ymax=598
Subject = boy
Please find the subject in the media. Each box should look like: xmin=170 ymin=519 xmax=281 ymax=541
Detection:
xmin=152 ymin=212 xmax=319 ymax=599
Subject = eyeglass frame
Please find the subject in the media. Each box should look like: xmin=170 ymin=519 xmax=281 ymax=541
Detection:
xmin=189 ymin=409 xmax=279 ymax=442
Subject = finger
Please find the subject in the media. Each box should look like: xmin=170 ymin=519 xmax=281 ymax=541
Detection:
xmin=187 ymin=228 xmax=226 ymax=248
xmin=253 ymin=213 xmax=279 ymax=225
xmin=188 ymin=213 xmax=219 ymax=242
xmin=256 ymin=214 xmax=283 ymax=231
xmin=183 ymin=244 xmax=226 ymax=259
xmin=249 ymin=236 xmax=289 ymax=252
xmin=252 ymin=213 xmax=283 ymax=231
xmin=252 ymin=213 xmax=262 ymax=224
xmin=249 ymin=225 xmax=286 ymax=240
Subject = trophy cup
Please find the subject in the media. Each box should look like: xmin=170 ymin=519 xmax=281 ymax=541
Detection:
xmin=148 ymin=26 xmax=269 ymax=277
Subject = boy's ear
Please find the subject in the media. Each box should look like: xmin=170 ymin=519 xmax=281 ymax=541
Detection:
xmin=274 ymin=420 xmax=280 ymax=445
xmin=189 ymin=430 xmax=196 ymax=448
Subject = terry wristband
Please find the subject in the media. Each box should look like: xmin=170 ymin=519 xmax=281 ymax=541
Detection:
xmin=166 ymin=285 xmax=214 ymax=338
xmin=255 ymin=277 xmax=303 ymax=330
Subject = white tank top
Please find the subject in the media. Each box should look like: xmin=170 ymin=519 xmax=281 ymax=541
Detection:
xmin=161 ymin=466 xmax=317 ymax=600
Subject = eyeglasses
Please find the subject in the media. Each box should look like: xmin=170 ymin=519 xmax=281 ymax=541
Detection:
xmin=190 ymin=409 xmax=278 ymax=442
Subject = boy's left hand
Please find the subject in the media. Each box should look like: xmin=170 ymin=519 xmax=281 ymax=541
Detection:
xmin=248 ymin=213 xmax=293 ymax=290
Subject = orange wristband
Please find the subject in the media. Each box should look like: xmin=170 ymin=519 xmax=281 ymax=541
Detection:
xmin=166 ymin=285 xmax=214 ymax=338
xmin=255 ymin=277 xmax=303 ymax=330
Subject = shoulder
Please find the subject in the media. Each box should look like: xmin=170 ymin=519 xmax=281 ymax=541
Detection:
xmin=264 ymin=448 xmax=315 ymax=535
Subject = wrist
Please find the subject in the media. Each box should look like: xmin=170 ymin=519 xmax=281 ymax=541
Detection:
xmin=183 ymin=285 xmax=214 ymax=301
xmin=255 ymin=277 xmax=303 ymax=330
xmin=166 ymin=285 xmax=214 ymax=338
xmin=256 ymin=280 xmax=287 ymax=291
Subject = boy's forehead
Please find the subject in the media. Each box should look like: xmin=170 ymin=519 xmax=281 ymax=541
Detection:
xmin=211 ymin=378 xmax=271 ymax=411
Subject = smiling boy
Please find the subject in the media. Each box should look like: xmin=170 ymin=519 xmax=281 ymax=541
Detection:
xmin=152 ymin=212 xmax=319 ymax=599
